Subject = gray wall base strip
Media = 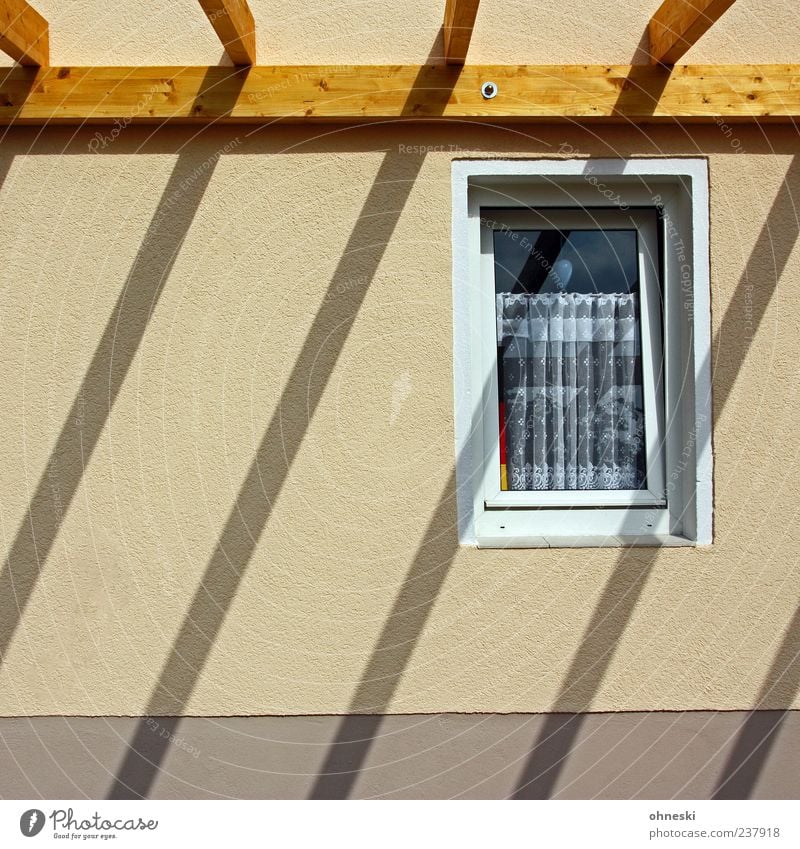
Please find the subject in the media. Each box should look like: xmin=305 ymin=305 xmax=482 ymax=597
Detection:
xmin=1 ymin=712 xmax=798 ymax=800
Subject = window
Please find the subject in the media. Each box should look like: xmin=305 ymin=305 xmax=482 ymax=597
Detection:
xmin=451 ymin=159 xmax=712 ymax=547
xmin=487 ymin=208 xmax=664 ymax=507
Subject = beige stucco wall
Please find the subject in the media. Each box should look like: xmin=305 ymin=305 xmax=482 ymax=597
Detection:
xmin=0 ymin=2 xmax=799 ymax=716
xmin=2 ymin=0 xmax=797 ymax=66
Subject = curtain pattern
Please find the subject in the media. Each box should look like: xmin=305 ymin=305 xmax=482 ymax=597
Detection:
xmin=497 ymin=292 xmax=645 ymax=491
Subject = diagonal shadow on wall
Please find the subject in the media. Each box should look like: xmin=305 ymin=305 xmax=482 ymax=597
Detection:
xmin=0 ymin=153 xmax=221 ymax=671
xmin=709 ymin=154 xmax=800 ymax=413
xmin=107 ymin=43 xmax=464 ymax=800
xmin=709 ymin=158 xmax=800 ymax=799
xmin=305 ymin=65 xmax=678 ymax=800
xmin=0 ymin=149 xmax=17 ymax=193
xmin=0 ymin=66 xmax=249 ymax=670
xmin=308 ymin=470 xmax=460 ymax=799
xmin=106 ymin=152 xmax=427 ymax=799
xmin=513 ymin=154 xmax=800 ymax=800
xmin=713 ymin=605 xmax=800 ymax=798
xmin=104 ymin=150 xmax=429 ymax=798
xmin=511 ymin=547 xmax=658 ymax=799
xmin=106 ymin=86 xmax=467 ymax=805
xmin=308 ymin=154 xmax=800 ymax=801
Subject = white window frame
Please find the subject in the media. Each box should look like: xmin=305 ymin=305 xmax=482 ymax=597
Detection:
xmin=451 ymin=158 xmax=713 ymax=548
xmin=482 ymin=207 xmax=665 ymax=509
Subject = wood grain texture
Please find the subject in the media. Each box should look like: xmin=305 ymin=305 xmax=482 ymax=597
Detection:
xmin=443 ymin=0 xmax=480 ymax=65
xmin=0 ymin=64 xmax=798 ymax=124
xmin=197 ymin=0 xmax=256 ymax=65
xmin=0 ymin=0 xmax=48 ymax=66
xmin=649 ymin=0 xmax=737 ymax=65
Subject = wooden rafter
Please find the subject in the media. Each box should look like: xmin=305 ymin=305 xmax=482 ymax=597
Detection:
xmin=649 ymin=0 xmax=737 ymax=65
xmin=0 ymin=0 xmax=47 ymax=66
xmin=444 ymin=0 xmax=480 ymax=65
xmin=197 ymin=0 xmax=256 ymax=65
xmin=0 ymin=64 xmax=798 ymax=125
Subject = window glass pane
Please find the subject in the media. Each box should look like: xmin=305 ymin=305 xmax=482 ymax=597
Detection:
xmin=494 ymin=227 xmax=646 ymax=492
xmin=493 ymin=229 xmax=639 ymax=295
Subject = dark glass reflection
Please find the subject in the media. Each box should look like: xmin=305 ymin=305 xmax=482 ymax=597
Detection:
xmin=493 ymin=229 xmax=639 ymax=296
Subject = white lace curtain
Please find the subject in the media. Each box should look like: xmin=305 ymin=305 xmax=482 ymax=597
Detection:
xmin=497 ymin=292 xmax=646 ymax=491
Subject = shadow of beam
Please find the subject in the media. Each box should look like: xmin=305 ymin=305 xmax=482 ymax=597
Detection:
xmin=303 ymin=66 xmax=678 ymax=800
xmin=0 ymin=153 xmax=220 ymax=670
xmin=308 ymin=470 xmax=460 ymax=799
xmin=713 ymin=607 xmax=800 ymax=798
xmin=0 ymin=65 xmax=39 ymax=125
xmin=106 ymin=139 xmax=432 ymax=802
xmin=0 ymin=63 xmax=251 ymax=670
xmin=512 ymin=548 xmax=658 ymax=798
xmin=305 ymin=150 xmax=800 ymax=802
xmin=47 ymin=69 xmax=788 ymax=802
xmin=107 ymin=42 xmax=462 ymax=800
xmin=512 ymin=154 xmax=800 ymax=799
xmin=303 ymin=53 xmax=468 ymax=801
xmin=707 ymin=154 xmax=800 ymax=799
xmin=610 ymin=65 xmax=671 ymax=120
xmin=710 ymin=154 xmax=800 ymax=413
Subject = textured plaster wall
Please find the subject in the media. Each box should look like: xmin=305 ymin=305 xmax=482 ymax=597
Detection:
xmin=0 ymin=121 xmax=798 ymax=716
xmin=0 ymin=0 xmax=798 ymax=66
xmin=4 ymin=714 xmax=800 ymax=799
xmin=0 ymin=2 xmax=799 ymax=716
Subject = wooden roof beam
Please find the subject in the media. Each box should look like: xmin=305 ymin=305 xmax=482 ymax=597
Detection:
xmin=444 ymin=0 xmax=480 ymax=65
xmin=198 ymin=0 xmax=256 ymax=65
xmin=0 ymin=0 xmax=48 ymax=66
xmin=0 ymin=64 xmax=797 ymax=125
xmin=649 ymin=0 xmax=737 ymax=65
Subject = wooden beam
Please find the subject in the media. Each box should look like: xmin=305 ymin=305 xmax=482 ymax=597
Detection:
xmin=444 ymin=0 xmax=480 ymax=65
xmin=197 ymin=0 xmax=256 ymax=65
xmin=0 ymin=64 xmax=797 ymax=125
xmin=0 ymin=0 xmax=48 ymax=66
xmin=649 ymin=0 xmax=737 ymax=65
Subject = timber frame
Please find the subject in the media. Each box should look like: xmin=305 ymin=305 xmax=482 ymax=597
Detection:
xmin=1 ymin=64 xmax=798 ymax=125
xmin=0 ymin=0 xmax=798 ymax=124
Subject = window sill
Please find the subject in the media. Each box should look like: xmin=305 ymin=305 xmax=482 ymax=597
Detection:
xmin=475 ymin=533 xmax=697 ymax=549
